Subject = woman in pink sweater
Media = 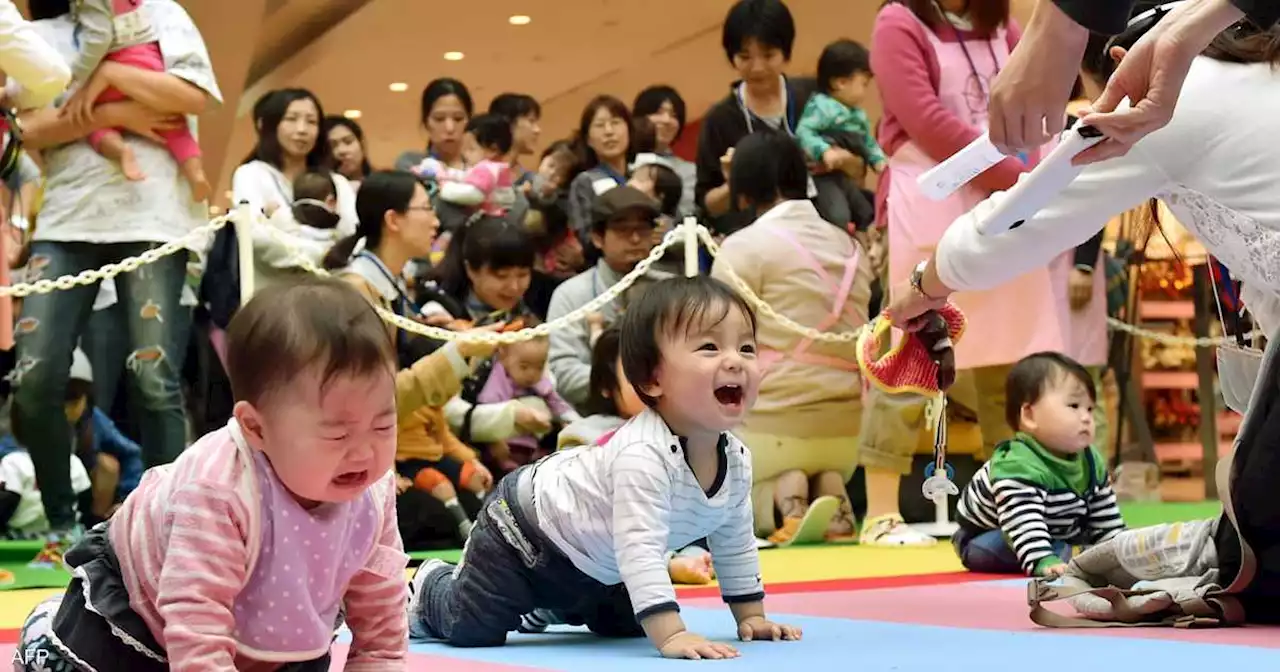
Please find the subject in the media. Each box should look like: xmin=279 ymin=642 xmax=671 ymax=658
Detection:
xmin=711 ymin=133 xmax=873 ymax=546
xmin=862 ymin=0 xmax=1031 ymax=548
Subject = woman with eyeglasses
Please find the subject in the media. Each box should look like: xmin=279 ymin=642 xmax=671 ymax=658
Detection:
xmin=888 ymin=4 xmax=1280 ymax=623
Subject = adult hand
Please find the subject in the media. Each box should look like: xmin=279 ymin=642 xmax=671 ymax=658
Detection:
xmin=1077 ymin=0 xmax=1245 ymax=165
xmin=100 ymin=101 xmax=183 ymax=144
xmin=60 ymin=71 xmax=111 ymax=128
xmin=988 ymin=0 xmax=1090 ymax=154
xmin=514 ymin=405 xmax=552 ymax=435
xmin=659 ymin=631 xmax=740 ymax=660
xmin=885 ymin=281 xmax=948 ymax=331
xmin=1068 ymin=268 xmax=1094 ymax=309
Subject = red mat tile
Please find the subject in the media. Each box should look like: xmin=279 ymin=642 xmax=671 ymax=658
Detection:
xmin=684 ymin=582 xmax=1280 ymax=648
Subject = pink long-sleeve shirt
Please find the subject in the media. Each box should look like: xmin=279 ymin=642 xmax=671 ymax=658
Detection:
xmin=870 ymin=4 xmax=1024 ymax=224
xmin=108 ymin=420 xmax=408 ymax=671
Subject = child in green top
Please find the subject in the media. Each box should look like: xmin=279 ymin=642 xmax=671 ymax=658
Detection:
xmin=795 ymin=38 xmax=882 ymax=231
xmin=954 ymin=352 xmax=1125 ymax=576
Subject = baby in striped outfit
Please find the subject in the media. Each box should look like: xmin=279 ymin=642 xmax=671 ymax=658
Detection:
xmin=954 ymin=352 xmax=1126 ymax=576
xmin=409 ymin=276 xmax=802 ymax=660
xmin=15 ymin=278 xmax=409 ymax=671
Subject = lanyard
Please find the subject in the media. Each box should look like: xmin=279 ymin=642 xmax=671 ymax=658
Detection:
xmin=736 ymin=76 xmax=795 ymax=136
xmin=596 ymin=163 xmax=627 ymax=185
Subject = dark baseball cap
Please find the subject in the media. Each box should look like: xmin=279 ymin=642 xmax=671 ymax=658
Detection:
xmin=592 ymin=185 xmax=660 ymax=226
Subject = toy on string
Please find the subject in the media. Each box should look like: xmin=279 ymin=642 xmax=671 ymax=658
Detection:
xmin=855 ymin=304 xmax=965 ymax=505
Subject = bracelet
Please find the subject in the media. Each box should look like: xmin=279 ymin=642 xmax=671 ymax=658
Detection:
xmin=909 ymin=260 xmax=945 ymax=302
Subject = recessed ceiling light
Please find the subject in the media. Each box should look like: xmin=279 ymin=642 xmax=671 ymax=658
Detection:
xmin=343 ymin=109 xmax=362 ymax=119
xmin=508 ymin=15 xmax=531 ymax=25
xmin=443 ymin=51 xmax=464 ymax=61
xmin=389 ymin=82 xmax=408 ymax=92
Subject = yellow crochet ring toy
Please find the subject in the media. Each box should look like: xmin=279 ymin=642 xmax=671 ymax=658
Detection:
xmin=856 ymin=304 xmax=967 ymax=502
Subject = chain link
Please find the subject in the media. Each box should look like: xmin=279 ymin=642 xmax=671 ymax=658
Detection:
xmin=0 ymin=212 xmax=1236 ymax=348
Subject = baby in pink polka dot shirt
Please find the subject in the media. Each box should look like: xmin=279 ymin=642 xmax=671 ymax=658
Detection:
xmin=15 ymin=279 xmax=411 ymax=672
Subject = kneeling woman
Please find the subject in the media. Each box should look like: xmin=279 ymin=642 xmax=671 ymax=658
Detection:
xmin=888 ymin=10 xmax=1280 ymax=622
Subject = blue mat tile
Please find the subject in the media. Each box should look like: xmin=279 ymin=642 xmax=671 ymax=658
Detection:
xmin=377 ymin=606 xmax=1280 ymax=670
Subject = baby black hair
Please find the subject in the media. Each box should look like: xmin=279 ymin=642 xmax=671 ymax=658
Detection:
xmin=466 ymin=113 xmax=514 ymax=156
xmin=584 ymin=328 xmax=625 ymax=417
xmin=620 ymin=276 xmax=758 ymax=407
xmin=722 ymin=0 xmax=796 ymax=64
xmin=817 ymin=39 xmax=872 ymax=93
xmin=644 ymin=163 xmax=683 ymax=217
xmin=293 ymin=171 xmax=336 ymax=203
xmin=1004 ymin=352 xmax=1097 ymax=431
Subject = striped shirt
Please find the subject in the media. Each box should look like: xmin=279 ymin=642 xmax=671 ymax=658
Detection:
xmin=108 ymin=421 xmax=408 ymax=671
xmin=957 ymin=436 xmax=1125 ymax=575
xmin=532 ymin=408 xmax=764 ymax=618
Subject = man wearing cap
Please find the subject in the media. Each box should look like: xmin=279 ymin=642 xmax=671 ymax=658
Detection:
xmin=547 ymin=186 xmax=665 ymax=410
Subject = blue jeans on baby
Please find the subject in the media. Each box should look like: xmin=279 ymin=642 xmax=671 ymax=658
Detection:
xmin=954 ymin=527 xmax=1072 ymax=574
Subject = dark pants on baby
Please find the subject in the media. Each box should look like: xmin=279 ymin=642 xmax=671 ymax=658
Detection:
xmin=953 ymin=526 xmax=1072 ymax=574
xmin=813 ymin=172 xmax=874 ymax=232
xmin=414 ymin=466 xmax=644 ymax=647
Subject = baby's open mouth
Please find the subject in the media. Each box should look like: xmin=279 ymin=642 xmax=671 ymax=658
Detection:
xmin=333 ymin=470 xmax=367 ymax=487
xmin=714 ymin=384 xmax=744 ymax=406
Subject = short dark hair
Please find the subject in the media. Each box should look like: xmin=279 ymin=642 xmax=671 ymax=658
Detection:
xmin=639 ymin=163 xmax=683 ymax=216
xmin=584 ymin=328 xmax=625 ymax=416
xmin=722 ymin=0 xmax=796 ymax=63
xmin=293 ymin=171 xmax=336 ymax=203
xmin=430 ymin=215 xmax=536 ymax=301
xmin=620 ymin=276 xmax=758 ymax=407
xmin=632 ymin=85 xmax=687 ymax=141
xmin=729 ymin=132 xmax=809 ymax=208
xmin=488 ymin=93 xmax=541 ymax=122
xmin=817 ymin=39 xmax=872 ymax=93
xmin=467 ymin=113 xmax=514 ymax=155
xmin=1004 ymin=352 xmax=1097 ymax=431
xmin=576 ymin=95 xmax=633 ymax=169
xmin=226 ymin=276 xmax=396 ymax=408
xmin=631 ymin=116 xmax=658 ymax=154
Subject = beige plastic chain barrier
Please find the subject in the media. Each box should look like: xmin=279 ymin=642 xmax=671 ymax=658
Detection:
xmin=0 ymin=209 xmax=1235 ymax=348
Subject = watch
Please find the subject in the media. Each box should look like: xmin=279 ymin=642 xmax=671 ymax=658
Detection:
xmin=910 ymin=260 xmax=943 ymax=301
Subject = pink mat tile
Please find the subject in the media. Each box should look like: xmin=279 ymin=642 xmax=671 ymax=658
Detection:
xmin=327 ymin=644 xmax=551 ymax=671
xmin=683 ymin=583 xmax=1280 ymax=648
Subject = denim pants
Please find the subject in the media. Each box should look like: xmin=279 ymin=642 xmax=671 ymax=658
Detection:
xmin=415 ymin=467 xmax=643 ymax=647
xmin=12 ymin=242 xmax=191 ymax=530
xmin=954 ymin=527 xmax=1072 ymax=575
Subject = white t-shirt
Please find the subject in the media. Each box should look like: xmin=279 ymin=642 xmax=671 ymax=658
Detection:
xmin=19 ymin=1 xmax=222 ymax=247
xmin=530 ymin=408 xmax=764 ymax=618
xmin=231 ymin=160 xmax=359 ymax=228
xmin=0 ymin=451 xmax=91 ymax=535
xmin=935 ymin=57 xmax=1280 ymax=334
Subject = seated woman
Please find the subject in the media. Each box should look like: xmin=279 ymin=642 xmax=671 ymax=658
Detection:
xmin=424 ymin=216 xmax=557 ymax=471
xmin=323 ymin=170 xmax=497 ymax=550
xmin=710 ymin=132 xmax=873 ymax=545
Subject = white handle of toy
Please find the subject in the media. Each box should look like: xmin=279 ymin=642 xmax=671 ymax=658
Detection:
xmin=974 ymin=124 xmax=1106 ymax=236
xmin=917 ymin=132 xmax=1008 ymax=201
xmin=922 ymin=473 xmax=959 ymax=502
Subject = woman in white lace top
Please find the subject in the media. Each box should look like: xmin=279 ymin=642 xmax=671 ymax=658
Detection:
xmin=888 ymin=11 xmax=1280 ymax=624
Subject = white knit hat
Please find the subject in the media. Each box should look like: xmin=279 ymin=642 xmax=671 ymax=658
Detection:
xmin=69 ymin=348 xmax=93 ymax=384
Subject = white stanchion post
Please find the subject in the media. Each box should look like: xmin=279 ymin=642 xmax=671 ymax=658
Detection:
xmin=682 ymin=216 xmax=698 ymax=277
xmin=911 ymin=492 xmax=959 ymax=538
xmin=234 ymin=202 xmax=256 ymax=307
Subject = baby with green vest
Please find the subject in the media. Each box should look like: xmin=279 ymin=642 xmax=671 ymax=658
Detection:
xmin=954 ymin=352 xmax=1126 ymax=576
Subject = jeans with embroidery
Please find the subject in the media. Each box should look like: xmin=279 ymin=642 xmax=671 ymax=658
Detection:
xmin=12 ymin=242 xmax=190 ymax=530
xmin=412 ymin=467 xmax=642 ymax=646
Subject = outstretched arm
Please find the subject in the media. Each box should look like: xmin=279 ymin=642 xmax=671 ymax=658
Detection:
xmin=0 ymin=1 xmax=71 ymax=110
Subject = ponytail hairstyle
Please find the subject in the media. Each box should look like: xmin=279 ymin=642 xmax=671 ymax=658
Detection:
xmin=322 ymin=170 xmax=420 ymax=269
xmin=430 ymin=215 xmax=536 ymax=302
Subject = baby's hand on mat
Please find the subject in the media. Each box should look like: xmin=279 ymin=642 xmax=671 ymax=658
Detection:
xmin=737 ymin=616 xmax=802 ymax=642
xmin=660 ymin=631 xmax=740 ymax=660
xmin=1040 ymin=563 xmax=1069 ymax=578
